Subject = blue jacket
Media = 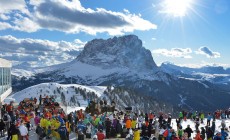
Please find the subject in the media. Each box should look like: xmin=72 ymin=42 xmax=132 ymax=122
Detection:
xmin=221 ymin=130 xmax=228 ymax=140
xmin=207 ymin=115 xmax=212 ymax=121
xmin=58 ymin=116 xmax=65 ymax=125
xmin=77 ymin=123 xmax=86 ymax=132
xmin=214 ymin=135 xmax=222 ymax=140
xmin=58 ymin=126 xmax=67 ymax=138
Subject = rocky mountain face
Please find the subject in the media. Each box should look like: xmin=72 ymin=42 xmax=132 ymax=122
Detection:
xmin=12 ymin=35 xmax=230 ymax=112
xmin=77 ymin=35 xmax=157 ymax=72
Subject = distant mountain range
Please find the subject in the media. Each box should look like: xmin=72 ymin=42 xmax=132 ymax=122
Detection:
xmin=11 ymin=35 xmax=230 ymax=112
xmin=160 ymin=62 xmax=230 ymax=91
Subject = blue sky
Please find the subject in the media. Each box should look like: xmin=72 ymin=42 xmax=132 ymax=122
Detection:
xmin=0 ymin=0 xmax=229 ymax=67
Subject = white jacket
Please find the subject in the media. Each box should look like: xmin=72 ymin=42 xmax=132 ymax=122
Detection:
xmin=19 ymin=124 xmax=28 ymax=136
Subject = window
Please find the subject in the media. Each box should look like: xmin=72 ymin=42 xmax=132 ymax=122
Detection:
xmin=0 ymin=67 xmax=11 ymax=95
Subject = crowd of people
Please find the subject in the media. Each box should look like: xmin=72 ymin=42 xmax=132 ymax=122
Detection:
xmin=0 ymin=95 xmax=229 ymax=140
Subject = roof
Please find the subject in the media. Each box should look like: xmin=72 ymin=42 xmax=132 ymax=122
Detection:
xmin=0 ymin=58 xmax=12 ymax=68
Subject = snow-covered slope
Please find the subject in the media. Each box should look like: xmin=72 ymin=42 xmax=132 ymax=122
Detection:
xmin=8 ymin=82 xmax=172 ymax=114
xmin=171 ymin=119 xmax=230 ymax=139
xmin=9 ymin=83 xmax=106 ymax=103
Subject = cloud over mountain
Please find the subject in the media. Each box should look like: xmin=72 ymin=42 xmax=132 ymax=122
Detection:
xmin=0 ymin=35 xmax=84 ymax=66
xmin=0 ymin=0 xmax=157 ymax=35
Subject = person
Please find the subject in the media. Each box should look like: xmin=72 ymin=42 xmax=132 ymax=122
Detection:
xmin=78 ymin=129 xmax=84 ymax=140
xmin=24 ymin=114 xmax=30 ymax=131
xmin=178 ymin=126 xmax=183 ymax=139
xmin=167 ymin=113 xmax=172 ymax=126
xmin=86 ymin=122 xmax=92 ymax=138
xmin=19 ymin=120 xmax=29 ymax=140
xmin=179 ymin=112 xmax=183 ymax=120
xmin=116 ymin=119 xmax=122 ymax=137
xmin=211 ymin=121 xmax=216 ymax=136
xmin=184 ymin=125 xmax=193 ymax=138
xmin=200 ymin=127 xmax=206 ymax=140
xmin=9 ymin=123 xmax=20 ymax=140
xmin=97 ymin=129 xmax=105 ymax=140
xmin=36 ymin=124 xmax=45 ymax=140
xmin=58 ymin=124 xmax=68 ymax=140
xmin=220 ymin=128 xmax=228 ymax=140
xmin=213 ymin=132 xmax=222 ymax=140
xmin=126 ymin=128 xmax=133 ymax=140
xmin=105 ymin=118 xmax=112 ymax=138
xmin=182 ymin=132 xmax=189 ymax=140
xmin=29 ymin=113 xmax=35 ymax=130
xmin=46 ymin=126 xmax=52 ymax=139
xmin=34 ymin=115 xmax=40 ymax=128
xmin=39 ymin=95 xmax=42 ymax=105
xmin=0 ymin=119 xmax=6 ymax=137
xmin=221 ymin=120 xmax=226 ymax=129
xmin=131 ymin=118 xmax=137 ymax=129
xmin=154 ymin=121 xmax=160 ymax=140
xmin=195 ymin=116 xmax=200 ymax=131
xmin=126 ymin=117 xmax=131 ymax=130
xmin=3 ymin=112 xmax=11 ymax=134
xmin=200 ymin=113 xmax=204 ymax=124
xmin=194 ymin=130 xmax=202 ymax=140
xmin=76 ymin=121 xmax=86 ymax=134
xmin=206 ymin=127 xmax=214 ymax=140
xmin=207 ymin=113 xmax=212 ymax=126
xmin=65 ymin=121 xmax=71 ymax=139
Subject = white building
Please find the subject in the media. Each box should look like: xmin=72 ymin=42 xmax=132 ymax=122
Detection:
xmin=0 ymin=58 xmax=12 ymax=103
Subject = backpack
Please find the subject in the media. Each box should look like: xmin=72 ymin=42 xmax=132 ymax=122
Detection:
xmin=3 ymin=115 xmax=8 ymax=121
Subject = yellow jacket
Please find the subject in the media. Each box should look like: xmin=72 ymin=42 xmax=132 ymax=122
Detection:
xmin=66 ymin=122 xmax=71 ymax=133
xmin=40 ymin=118 xmax=47 ymax=128
xmin=134 ymin=130 xmax=141 ymax=140
xmin=46 ymin=120 xmax=51 ymax=129
xmin=54 ymin=120 xmax=60 ymax=129
xmin=131 ymin=120 xmax=137 ymax=129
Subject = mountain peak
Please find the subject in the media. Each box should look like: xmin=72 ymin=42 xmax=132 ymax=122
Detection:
xmin=76 ymin=35 xmax=157 ymax=71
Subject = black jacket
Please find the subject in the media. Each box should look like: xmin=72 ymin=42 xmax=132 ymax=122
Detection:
xmin=0 ymin=121 xmax=5 ymax=131
xmin=10 ymin=125 xmax=19 ymax=135
xmin=184 ymin=127 xmax=193 ymax=138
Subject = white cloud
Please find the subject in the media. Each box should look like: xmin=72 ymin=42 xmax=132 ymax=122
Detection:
xmin=151 ymin=38 xmax=157 ymax=40
xmin=0 ymin=0 xmax=157 ymax=35
xmin=196 ymin=46 xmax=220 ymax=58
xmin=13 ymin=17 xmax=40 ymax=32
xmin=0 ymin=14 xmax=10 ymax=20
xmin=0 ymin=22 xmax=12 ymax=30
xmin=0 ymin=35 xmax=85 ymax=67
xmin=0 ymin=0 xmax=29 ymax=15
xmin=152 ymin=48 xmax=192 ymax=58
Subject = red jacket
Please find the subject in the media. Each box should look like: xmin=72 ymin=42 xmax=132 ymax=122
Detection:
xmin=97 ymin=132 xmax=105 ymax=140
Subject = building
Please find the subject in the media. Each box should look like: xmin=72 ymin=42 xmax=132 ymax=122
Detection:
xmin=0 ymin=58 xmax=12 ymax=103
